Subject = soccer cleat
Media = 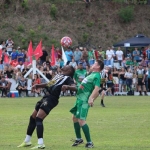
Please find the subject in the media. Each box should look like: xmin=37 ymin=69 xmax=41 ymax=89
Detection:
xmin=17 ymin=141 xmax=32 ymax=147
xmin=85 ymin=142 xmax=94 ymax=148
xmin=30 ymin=144 xmax=45 ymax=149
xmin=101 ymin=103 xmax=105 ymax=107
xmin=72 ymin=139 xmax=83 ymax=146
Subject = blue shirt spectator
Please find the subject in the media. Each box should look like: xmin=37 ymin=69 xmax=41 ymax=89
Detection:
xmin=65 ymin=49 xmax=73 ymax=62
xmin=133 ymin=48 xmax=140 ymax=62
xmin=17 ymin=50 xmax=25 ymax=63
xmin=146 ymin=47 xmax=150 ymax=60
xmin=74 ymin=47 xmax=82 ymax=64
xmin=11 ymin=49 xmax=18 ymax=60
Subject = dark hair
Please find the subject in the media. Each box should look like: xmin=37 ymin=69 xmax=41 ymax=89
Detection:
xmin=69 ymin=66 xmax=75 ymax=79
xmin=97 ymin=59 xmax=104 ymax=71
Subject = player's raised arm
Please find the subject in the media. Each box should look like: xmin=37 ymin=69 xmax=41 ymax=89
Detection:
xmin=88 ymin=86 xmax=100 ymax=107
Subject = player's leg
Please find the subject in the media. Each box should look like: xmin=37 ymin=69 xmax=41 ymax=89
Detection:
xmin=100 ymin=90 xmax=106 ymax=107
xmin=78 ymin=103 xmax=93 ymax=148
xmin=78 ymin=119 xmax=94 ymax=148
xmin=31 ymin=96 xmax=59 ymax=149
xmin=142 ymin=84 xmax=148 ymax=96
xmin=72 ymin=115 xmax=83 ymax=146
xmin=17 ymin=109 xmax=38 ymax=148
xmin=138 ymin=80 xmax=142 ymax=95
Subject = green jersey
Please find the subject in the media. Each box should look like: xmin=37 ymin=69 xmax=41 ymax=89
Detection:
xmin=126 ymin=60 xmax=134 ymax=66
xmin=76 ymin=72 xmax=101 ymax=102
xmin=88 ymin=51 xmax=94 ymax=60
xmin=73 ymin=69 xmax=87 ymax=88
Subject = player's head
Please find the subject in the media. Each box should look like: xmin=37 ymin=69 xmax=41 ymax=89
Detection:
xmin=61 ymin=65 xmax=75 ymax=78
xmin=91 ymin=60 xmax=104 ymax=72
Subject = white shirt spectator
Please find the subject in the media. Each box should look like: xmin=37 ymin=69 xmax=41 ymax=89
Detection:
xmin=15 ymin=64 xmax=24 ymax=72
xmin=69 ymin=61 xmax=77 ymax=68
xmin=125 ymin=72 xmax=133 ymax=78
xmin=116 ymin=50 xmax=123 ymax=60
xmin=106 ymin=50 xmax=114 ymax=60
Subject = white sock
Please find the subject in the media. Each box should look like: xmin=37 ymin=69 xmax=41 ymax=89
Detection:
xmin=38 ymin=138 xmax=44 ymax=145
xmin=24 ymin=135 xmax=31 ymax=143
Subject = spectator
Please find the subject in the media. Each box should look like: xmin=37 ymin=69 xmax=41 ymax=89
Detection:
xmin=98 ymin=46 xmax=105 ymax=60
xmin=133 ymin=47 xmax=140 ymax=62
xmin=146 ymin=45 xmax=150 ymax=60
xmin=140 ymin=58 xmax=147 ymax=67
xmin=106 ymin=66 xmax=114 ymax=96
xmin=73 ymin=47 xmax=82 ymax=65
xmin=22 ymin=65 xmax=29 ymax=76
xmin=16 ymin=76 xmax=28 ymax=97
xmin=88 ymin=48 xmax=94 ymax=66
xmin=126 ymin=50 xmax=132 ymax=60
xmin=0 ymin=41 xmax=6 ymax=49
xmin=118 ymin=67 xmax=126 ymax=92
xmin=81 ymin=47 xmax=89 ymax=66
xmin=40 ymin=46 xmax=48 ymax=64
xmin=10 ymin=58 xmax=19 ymax=67
xmin=124 ymin=68 xmax=133 ymax=94
xmin=148 ymin=63 xmax=150 ymax=92
xmin=106 ymin=46 xmax=115 ymax=67
xmin=4 ymin=66 xmax=13 ymax=79
xmin=32 ymin=74 xmax=41 ymax=97
xmin=136 ymin=64 xmax=147 ymax=96
xmin=69 ymin=58 xmax=77 ymax=69
xmin=17 ymin=49 xmax=24 ymax=63
xmin=55 ymin=47 xmax=62 ymax=59
xmin=65 ymin=47 xmax=73 ymax=65
xmin=0 ymin=76 xmax=11 ymax=97
xmin=6 ymin=38 xmax=14 ymax=55
xmin=11 ymin=49 xmax=18 ymax=60
xmin=15 ymin=61 xmax=24 ymax=72
xmin=116 ymin=47 xmax=124 ymax=66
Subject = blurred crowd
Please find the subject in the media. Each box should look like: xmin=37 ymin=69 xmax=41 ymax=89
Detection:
xmin=0 ymin=38 xmax=150 ymax=97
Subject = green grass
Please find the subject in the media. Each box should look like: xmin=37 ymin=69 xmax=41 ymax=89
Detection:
xmin=0 ymin=96 xmax=150 ymax=150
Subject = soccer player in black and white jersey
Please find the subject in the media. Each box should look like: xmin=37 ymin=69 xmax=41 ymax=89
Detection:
xmin=99 ymin=68 xmax=108 ymax=107
xmin=18 ymin=65 xmax=77 ymax=149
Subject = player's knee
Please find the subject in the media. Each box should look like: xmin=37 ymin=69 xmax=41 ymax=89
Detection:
xmin=35 ymin=117 xmax=43 ymax=126
xmin=78 ymin=119 xmax=86 ymax=126
xmin=30 ymin=116 xmax=35 ymax=123
xmin=72 ymin=115 xmax=78 ymax=122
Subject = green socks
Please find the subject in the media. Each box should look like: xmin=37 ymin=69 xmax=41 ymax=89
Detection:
xmin=82 ymin=124 xmax=91 ymax=142
xmin=74 ymin=122 xmax=81 ymax=139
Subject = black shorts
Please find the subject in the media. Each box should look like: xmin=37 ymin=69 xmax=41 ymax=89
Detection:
xmin=99 ymin=84 xmax=107 ymax=93
xmin=35 ymin=95 xmax=59 ymax=115
xmin=138 ymin=79 xmax=144 ymax=86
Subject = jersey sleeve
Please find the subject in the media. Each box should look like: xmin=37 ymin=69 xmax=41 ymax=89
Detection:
xmin=65 ymin=77 xmax=75 ymax=85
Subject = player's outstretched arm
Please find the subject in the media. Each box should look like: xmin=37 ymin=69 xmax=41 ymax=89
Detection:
xmin=88 ymin=86 xmax=100 ymax=107
xmin=32 ymin=83 xmax=47 ymax=89
xmin=61 ymin=84 xmax=77 ymax=92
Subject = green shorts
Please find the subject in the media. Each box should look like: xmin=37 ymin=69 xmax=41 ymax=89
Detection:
xmin=70 ymin=99 xmax=90 ymax=120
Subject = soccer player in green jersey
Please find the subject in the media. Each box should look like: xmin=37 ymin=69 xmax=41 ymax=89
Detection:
xmin=73 ymin=62 xmax=87 ymax=88
xmin=70 ymin=60 xmax=104 ymax=148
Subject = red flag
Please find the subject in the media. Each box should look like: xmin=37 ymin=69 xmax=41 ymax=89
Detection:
xmin=51 ymin=45 xmax=56 ymax=66
xmin=27 ymin=41 xmax=33 ymax=63
xmin=34 ymin=40 xmax=43 ymax=60
xmin=4 ymin=54 xmax=9 ymax=63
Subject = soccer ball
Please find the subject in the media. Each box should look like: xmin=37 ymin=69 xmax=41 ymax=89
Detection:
xmin=61 ymin=36 xmax=72 ymax=48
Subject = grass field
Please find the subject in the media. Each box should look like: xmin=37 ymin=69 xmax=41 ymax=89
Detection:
xmin=0 ymin=96 xmax=150 ymax=150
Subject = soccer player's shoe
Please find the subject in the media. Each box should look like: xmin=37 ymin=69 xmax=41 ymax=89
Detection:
xmin=72 ymin=139 xmax=83 ymax=146
xmin=17 ymin=141 xmax=32 ymax=147
xmin=85 ymin=142 xmax=94 ymax=148
xmin=101 ymin=103 xmax=105 ymax=107
xmin=30 ymin=144 xmax=45 ymax=149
